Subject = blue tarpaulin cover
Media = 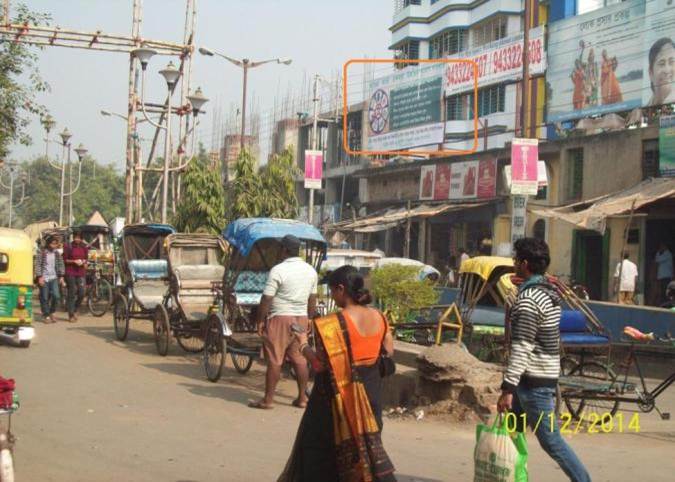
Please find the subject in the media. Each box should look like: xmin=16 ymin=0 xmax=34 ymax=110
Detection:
xmin=223 ymin=218 xmax=326 ymax=257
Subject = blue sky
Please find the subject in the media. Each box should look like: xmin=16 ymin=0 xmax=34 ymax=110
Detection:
xmin=11 ymin=0 xmax=392 ymax=166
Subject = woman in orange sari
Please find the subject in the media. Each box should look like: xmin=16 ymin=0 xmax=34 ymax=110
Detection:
xmin=601 ymin=50 xmax=623 ymax=105
xmin=571 ymin=59 xmax=585 ymax=110
xmin=279 ymin=265 xmax=396 ymax=481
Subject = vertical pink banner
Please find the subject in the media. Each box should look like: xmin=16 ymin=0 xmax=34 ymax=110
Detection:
xmin=434 ymin=164 xmax=451 ymax=200
xmin=511 ymin=138 xmax=538 ymax=182
xmin=304 ymin=150 xmax=323 ymax=189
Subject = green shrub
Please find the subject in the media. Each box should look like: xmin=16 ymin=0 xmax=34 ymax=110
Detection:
xmin=370 ymin=264 xmax=439 ymax=324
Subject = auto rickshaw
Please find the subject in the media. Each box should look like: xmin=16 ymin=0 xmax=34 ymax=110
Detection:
xmin=0 ymin=228 xmax=35 ymax=348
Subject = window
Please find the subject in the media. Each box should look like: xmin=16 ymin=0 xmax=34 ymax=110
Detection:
xmin=566 ymin=148 xmax=584 ymax=201
xmin=395 ymin=40 xmax=420 ymax=69
xmin=535 ymin=185 xmax=548 ymax=200
xmin=404 ymin=0 xmax=422 ymax=6
xmin=533 ymin=219 xmax=546 ymax=241
xmin=429 ymin=29 xmax=467 ymax=58
xmin=347 ymin=112 xmax=362 ymax=152
xmin=642 ymin=139 xmax=659 ymax=179
xmin=445 ymin=94 xmax=463 ymax=120
xmin=472 ymin=15 xmax=507 ymax=48
xmin=0 ymin=253 xmax=7 ymax=273
xmin=445 ymin=84 xmax=506 ymax=120
xmin=469 ymin=84 xmax=506 ymax=117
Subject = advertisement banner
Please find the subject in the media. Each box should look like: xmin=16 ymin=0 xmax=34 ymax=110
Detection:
xmin=511 ymin=138 xmax=539 ymax=195
xmin=419 ymin=165 xmax=436 ymax=200
xmin=477 ymin=159 xmax=497 ymax=199
xmin=434 ymin=164 xmax=451 ymax=200
xmin=546 ymin=0 xmax=675 ymax=122
xmin=444 ymin=27 xmax=545 ymax=96
xmin=449 ymin=161 xmax=478 ymax=200
xmin=643 ymin=0 xmax=675 ymax=107
xmin=546 ymin=0 xmax=646 ymax=122
xmin=659 ymin=115 xmax=675 ymax=177
xmin=367 ymin=63 xmax=445 ymax=151
xmin=304 ymin=150 xmax=323 ymax=189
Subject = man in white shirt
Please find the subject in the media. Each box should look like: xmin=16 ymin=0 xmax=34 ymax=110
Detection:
xmin=613 ymin=252 xmax=638 ymax=305
xmin=250 ymin=235 xmax=318 ymax=410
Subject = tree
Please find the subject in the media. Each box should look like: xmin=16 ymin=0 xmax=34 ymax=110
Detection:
xmin=370 ymin=264 xmax=439 ymax=324
xmin=17 ymin=156 xmax=125 ymax=226
xmin=0 ymin=4 xmax=51 ymax=158
xmin=173 ymin=146 xmax=226 ymax=233
xmin=227 ymin=147 xmax=299 ymax=221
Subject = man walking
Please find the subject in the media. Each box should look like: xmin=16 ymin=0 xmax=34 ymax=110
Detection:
xmin=35 ymin=235 xmax=65 ymax=323
xmin=250 ymin=235 xmax=318 ymax=410
xmin=63 ymin=230 xmax=89 ymax=323
xmin=497 ymin=238 xmax=591 ymax=482
xmin=613 ymin=252 xmax=638 ymax=304
xmin=655 ymin=242 xmax=673 ymax=305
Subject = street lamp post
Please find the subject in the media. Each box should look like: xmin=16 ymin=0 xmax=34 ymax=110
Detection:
xmin=198 ymin=47 xmax=291 ymax=150
xmin=158 ymin=61 xmax=181 ymax=224
xmin=0 ymin=165 xmax=27 ymax=228
xmin=58 ymin=127 xmax=72 ymax=226
xmin=66 ymin=143 xmax=88 ymax=225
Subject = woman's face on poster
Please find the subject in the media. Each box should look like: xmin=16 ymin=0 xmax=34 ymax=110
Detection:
xmin=651 ymin=42 xmax=675 ymax=100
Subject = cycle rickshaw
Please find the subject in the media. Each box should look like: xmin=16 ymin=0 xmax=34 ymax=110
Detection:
xmin=152 ymin=233 xmax=228 ymax=356
xmin=112 ymin=223 xmax=176 ymax=341
xmin=202 ymin=218 xmax=327 ymax=382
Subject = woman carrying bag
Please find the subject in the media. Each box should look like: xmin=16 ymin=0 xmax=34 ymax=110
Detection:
xmin=279 ymin=265 xmax=396 ymax=482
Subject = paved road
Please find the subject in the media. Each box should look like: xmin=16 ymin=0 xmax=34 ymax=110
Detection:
xmin=1 ymin=313 xmax=674 ymax=481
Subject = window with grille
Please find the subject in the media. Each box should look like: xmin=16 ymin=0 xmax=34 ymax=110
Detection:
xmin=468 ymin=84 xmax=506 ymax=117
xmin=404 ymin=0 xmax=422 ymax=6
xmin=566 ymin=148 xmax=584 ymax=201
xmin=472 ymin=16 xmax=508 ymax=48
xmin=642 ymin=139 xmax=659 ymax=179
xmin=395 ymin=40 xmax=420 ymax=68
xmin=430 ymin=29 xmax=467 ymax=59
xmin=445 ymin=94 xmax=463 ymax=120
xmin=347 ymin=112 xmax=362 ymax=152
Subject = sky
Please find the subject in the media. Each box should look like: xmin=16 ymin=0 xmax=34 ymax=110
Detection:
xmin=10 ymin=0 xmax=393 ymax=167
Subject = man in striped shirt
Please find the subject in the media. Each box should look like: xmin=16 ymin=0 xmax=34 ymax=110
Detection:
xmin=498 ymin=238 xmax=591 ymax=482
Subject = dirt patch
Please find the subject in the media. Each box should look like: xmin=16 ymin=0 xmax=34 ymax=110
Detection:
xmin=415 ymin=344 xmax=503 ymax=422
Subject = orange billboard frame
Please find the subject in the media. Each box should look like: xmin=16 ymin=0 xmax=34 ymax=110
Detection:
xmin=342 ymin=58 xmax=479 ymax=157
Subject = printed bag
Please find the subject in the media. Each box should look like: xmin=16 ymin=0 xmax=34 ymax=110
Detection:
xmin=474 ymin=415 xmax=528 ymax=482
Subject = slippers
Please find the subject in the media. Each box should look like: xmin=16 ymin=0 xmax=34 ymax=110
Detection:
xmin=248 ymin=400 xmax=274 ymax=410
xmin=292 ymin=399 xmax=308 ymax=409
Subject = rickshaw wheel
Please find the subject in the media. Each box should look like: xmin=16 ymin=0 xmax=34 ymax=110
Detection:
xmin=153 ymin=304 xmax=170 ymax=357
xmin=88 ymin=278 xmax=113 ymax=317
xmin=231 ymin=352 xmax=254 ymax=374
xmin=113 ymin=295 xmax=129 ymax=341
xmin=176 ymin=330 xmax=206 ymax=353
xmin=18 ymin=340 xmax=30 ymax=348
xmin=204 ymin=313 xmax=226 ymax=382
xmin=563 ymin=360 xmax=619 ymax=421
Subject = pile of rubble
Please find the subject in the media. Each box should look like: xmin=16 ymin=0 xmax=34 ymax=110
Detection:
xmin=415 ymin=343 xmax=503 ymax=422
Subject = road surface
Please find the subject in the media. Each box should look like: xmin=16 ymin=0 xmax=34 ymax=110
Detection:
xmin=1 ymin=313 xmax=674 ymax=481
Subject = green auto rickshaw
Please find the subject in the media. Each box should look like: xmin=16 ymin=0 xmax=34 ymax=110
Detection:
xmin=0 ymin=228 xmax=34 ymax=347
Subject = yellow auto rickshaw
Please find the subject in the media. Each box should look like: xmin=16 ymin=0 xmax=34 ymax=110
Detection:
xmin=0 ymin=228 xmax=35 ymax=347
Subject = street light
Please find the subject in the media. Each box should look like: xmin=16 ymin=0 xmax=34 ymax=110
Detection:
xmin=0 ymin=164 xmax=27 ymax=228
xmin=74 ymin=143 xmax=88 ymax=161
xmin=187 ymin=87 xmax=208 ymax=116
xmin=159 ymin=60 xmax=180 ymax=88
xmin=131 ymin=47 xmax=157 ymax=71
xmin=57 ymin=127 xmax=72 ymax=226
xmin=199 ymin=46 xmax=292 ymax=149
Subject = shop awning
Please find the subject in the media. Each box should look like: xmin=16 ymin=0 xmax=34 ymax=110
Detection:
xmin=530 ymin=177 xmax=675 ymax=234
xmin=326 ymin=201 xmax=490 ymax=233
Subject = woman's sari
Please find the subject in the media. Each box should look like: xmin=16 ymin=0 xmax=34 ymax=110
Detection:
xmin=278 ymin=312 xmax=396 ymax=482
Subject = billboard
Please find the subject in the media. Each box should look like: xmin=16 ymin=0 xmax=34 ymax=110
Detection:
xmin=444 ymin=27 xmax=546 ymax=96
xmin=367 ymin=63 xmax=445 ymax=151
xmin=419 ymin=159 xmax=496 ymax=201
xmin=547 ymin=0 xmax=675 ymax=122
xmin=643 ymin=0 xmax=675 ymax=107
xmin=511 ymin=138 xmax=539 ymax=195
xmin=546 ymin=0 xmax=646 ymax=122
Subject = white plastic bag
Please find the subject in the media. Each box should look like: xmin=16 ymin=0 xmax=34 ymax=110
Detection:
xmin=474 ymin=415 xmax=528 ymax=482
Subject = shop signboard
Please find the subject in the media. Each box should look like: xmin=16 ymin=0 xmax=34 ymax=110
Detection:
xmin=659 ymin=115 xmax=675 ymax=177
xmin=444 ymin=26 xmax=546 ymax=96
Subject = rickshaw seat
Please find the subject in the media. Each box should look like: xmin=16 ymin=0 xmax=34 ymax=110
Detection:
xmin=129 ymin=259 xmax=168 ymax=280
xmin=234 ymin=271 xmax=268 ymax=293
xmin=560 ymin=310 xmax=609 ymax=346
xmin=174 ymin=265 xmax=225 ymax=289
